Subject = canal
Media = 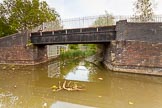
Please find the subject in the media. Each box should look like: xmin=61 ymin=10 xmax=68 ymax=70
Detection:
xmin=1 ymin=59 xmax=162 ymax=108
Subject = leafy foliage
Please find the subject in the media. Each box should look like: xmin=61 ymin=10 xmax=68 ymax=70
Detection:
xmin=61 ymin=44 xmax=96 ymax=60
xmin=60 ymin=50 xmax=96 ymax=60
xmin=134 ymin=0 xmax=154 ymax=22
xmin=0 ymin=17 xmax=16 ymax=37
xmin=0 ymin=0 xmax=58 ymax=37
xmin=69 ymin=44 xmax=79 ymax=50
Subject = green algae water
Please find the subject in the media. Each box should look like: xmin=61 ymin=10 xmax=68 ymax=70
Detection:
xmin=1 ymin=59 xmax=162 ymax=108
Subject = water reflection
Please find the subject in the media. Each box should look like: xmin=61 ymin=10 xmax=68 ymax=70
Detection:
xmin=65 ymin=65 xmax=89 ymax=81
xmin=64 ymin=61 xmax=91 ymax=81
xmin=47 ymin=60 xmax=98 ymax=82
xmin=51 ymin=101 xmax=96 ymax=108
xmin=1 ymin=60 xmax=162 ymax=108
xmin=0 ymin=91 xmax=19 ymax=108
xmin=48 ymin=62 xmax=61 ymax=78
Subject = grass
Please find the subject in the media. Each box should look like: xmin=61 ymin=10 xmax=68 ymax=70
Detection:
xmin=60 ymin=49 xmax=96 ymax=60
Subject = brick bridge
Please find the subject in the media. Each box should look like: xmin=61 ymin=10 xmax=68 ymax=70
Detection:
xmin=1 ymin=20 xmax=162 ymax=75
xmin=30 ymin=26 xmax=116 ymax=45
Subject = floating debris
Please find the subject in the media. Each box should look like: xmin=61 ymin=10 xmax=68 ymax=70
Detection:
xmin=98 ymin=78 xmax=103 ymax=80
xmin=128 ymin=101 xmax=134 ymax=105
xmin=43 ymin=102 xmax=47 ymax=107
xmin=2 ymin=66 xmax=6 ymax=70
xmin=51 ymin=85 xmax=58 ymax=89
xmin=98 ymin=96 xmax=102 ymax=98
xmin=12 ymin=68 xmax=15 ymax=71
xmin=51 ymin=80 xmax=85 ymax=92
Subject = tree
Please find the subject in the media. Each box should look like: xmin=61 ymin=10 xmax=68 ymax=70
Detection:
xmin=0 ymin=17 xmax=16 ymax=37
xmin=0 ymin=0 xmax=58 ymax=36
xmin=134 ymin=0 xmax=154 ymax=22
xmin=93 ymin=11 xmax=114 ymax=26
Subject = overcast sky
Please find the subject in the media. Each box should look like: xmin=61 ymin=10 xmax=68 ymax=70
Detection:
xmin=0 ymin=0 xmax=162 ymax=19
xmin=45 ymin=0 xmax=162 ymax=19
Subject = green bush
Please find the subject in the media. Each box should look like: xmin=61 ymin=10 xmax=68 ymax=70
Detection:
xmin=60 ymin=49 xmax=96 ymax=60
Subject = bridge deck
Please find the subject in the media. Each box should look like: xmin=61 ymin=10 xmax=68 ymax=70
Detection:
xmin=31 ymin=26 xmax=116 ymax=45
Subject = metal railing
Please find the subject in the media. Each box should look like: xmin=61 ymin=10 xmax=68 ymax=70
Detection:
xmin=31 ymin=15 xmax=162 ymax=32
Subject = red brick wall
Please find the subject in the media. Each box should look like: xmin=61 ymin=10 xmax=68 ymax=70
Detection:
xmin=0 ymin=45 xmax=48 ymax=65
xmin=0 ymin=46 xmax=34 ymax=64
xmin=114 ymin=41 xmax=162 ymax=68
xmin=0 ymin=32 xmax=48 ymax=65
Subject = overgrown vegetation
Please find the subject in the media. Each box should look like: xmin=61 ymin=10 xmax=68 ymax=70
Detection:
xmin=60 ymin=50 xmax=96 ymax=60
xmin=60 ymin=44 xmax=96 ymax=60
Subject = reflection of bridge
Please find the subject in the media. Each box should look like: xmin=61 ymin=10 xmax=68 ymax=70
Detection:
xmin=31 ymin=26 xmax=116 ymax=45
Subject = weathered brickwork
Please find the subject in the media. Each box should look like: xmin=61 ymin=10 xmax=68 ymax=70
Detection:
xmin=0 ymin=32 xmax=27 ymax=47
xmin=116 ymin=20 xmax=162 ymax=42
xmin=104 ymin=40 xmax=162 ymax=75
xmin=115 ymin=41 xmax=162 ymax=67
xmin=103 ymin=21 xmax=162 ymax=75
xmin=0 ymin=46 xmax=34 ymax=64
xmin=0 ymin=32 xmax=48 ymax=65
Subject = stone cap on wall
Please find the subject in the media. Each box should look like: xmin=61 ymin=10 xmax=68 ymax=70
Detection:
xmin=116 ymin=20 xmax=162 ymax=43
xmin=0 ymin=31 xmax=29 ymax=47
